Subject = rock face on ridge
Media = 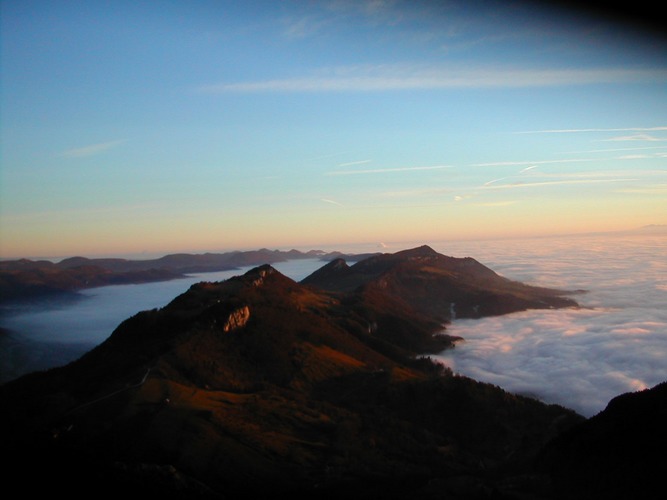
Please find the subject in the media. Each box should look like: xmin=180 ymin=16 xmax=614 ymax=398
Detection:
xmin=0 ymin=247 xmax=587 ymax=499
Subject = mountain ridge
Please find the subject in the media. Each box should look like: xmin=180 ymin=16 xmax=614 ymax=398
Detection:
xmin=302 ymin=244 xmax=578 ymax=322
xmin=0 ymin=248 xmax=355 ymax=303
xmin=2 ymin=246 xmax=659 ymax=499
xmin=0 ymin=246 xmax=582 ymax=498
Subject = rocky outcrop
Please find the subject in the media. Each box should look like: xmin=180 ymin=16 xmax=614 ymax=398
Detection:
xmin=221 ymin=306 xmax=250 ymax=332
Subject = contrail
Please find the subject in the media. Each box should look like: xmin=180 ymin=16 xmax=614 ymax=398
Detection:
xmin=338 ymin=159 xmax=372 ymax=167
xmin=515 ymin=126 xmax=667 ymax=134
xmin=321 ymin=198 xmax=344 ymax=207
xmin=327 ymin=165 xmax=453 ymax=176
xmin=484 ymin=177 xmax=507 ymax=186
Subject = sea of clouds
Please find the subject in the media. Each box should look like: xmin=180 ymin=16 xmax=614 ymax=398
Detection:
xmin=2 ymin=236 xmax=666 ymax=418
xmin=430 ymin=235 xmax=667 ymax=417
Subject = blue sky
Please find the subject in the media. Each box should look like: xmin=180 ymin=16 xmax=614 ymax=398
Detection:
xmin=1 ymin=0 xmax=666 ymax=258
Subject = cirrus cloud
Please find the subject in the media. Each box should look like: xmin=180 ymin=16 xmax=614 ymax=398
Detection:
xmin=59 ymin=140 xmax=124 ymax=158
xmin=199 ymin=65 xmax=667 ymax=93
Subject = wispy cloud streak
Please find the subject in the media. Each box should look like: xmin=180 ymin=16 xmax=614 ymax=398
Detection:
xmin=483 ymin=177 xmax=508 ymax=186
xmin=199 ymin=66 xmax=667 ymax=93
xmin=516 ymin=126 xmax=667 ymax=134
xmin=472 ymin=158 xmax=597 ymax=167
xmin=602 ymin=133 xmax=667 ymax=142
xmin=338 ymin=159 xmax=372 ymax=167
xmin=60 ymin=140 xmax=124 ymax=158
xmin=321 ymin=198 xmax=344 ymax=207
xmin=327 ymin=165 xmax=453 ymax=176
xmin=481 ymin=178 xmax=638 ymax=190
xmin=377 ymin=186 xmax=452 ymax=198
xmin=556 ymin=145 xmax=667 ymax=154
xmin=473 ymin=152 xmax=666 ymax=168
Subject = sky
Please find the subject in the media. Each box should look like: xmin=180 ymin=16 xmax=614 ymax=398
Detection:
xmin=1 ymin=0 xmax=666 ymax=258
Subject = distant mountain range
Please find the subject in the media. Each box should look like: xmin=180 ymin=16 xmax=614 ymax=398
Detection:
xmin=4 ymin=225 xmax=664 ymax=303
xmin=0 ymin=246 xmax=663 ymax=499
xmin=0 ymin=248 xmax=372 ymax=303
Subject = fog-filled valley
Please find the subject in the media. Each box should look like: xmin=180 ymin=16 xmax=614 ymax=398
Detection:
xmin=2 ymin=234 xmax=665 ymax=417
xmin=431 ymin=234 xmax=667 ymax=416
xmin=0 ymin=259 xmax=327 ymax=383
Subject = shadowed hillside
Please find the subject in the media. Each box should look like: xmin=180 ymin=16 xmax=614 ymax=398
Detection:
xmin=0 ymin=247 xmax=597 ymax=499
xmin=537 ymin=381 xmax=667 ymax=500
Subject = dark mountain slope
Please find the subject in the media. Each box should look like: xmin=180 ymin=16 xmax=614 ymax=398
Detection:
xmin=0 ymin=255 xmax=583 ymax=499
xmin=538 ymin=381 xmax=667 ymax=500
